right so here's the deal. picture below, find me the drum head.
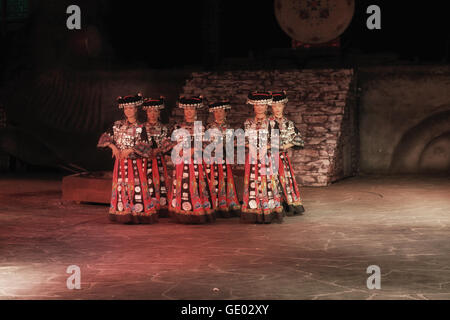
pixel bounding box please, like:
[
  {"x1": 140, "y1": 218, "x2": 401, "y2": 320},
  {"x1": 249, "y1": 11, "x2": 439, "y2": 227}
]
[{"x1": 274, "y1": 0, "x2": 355, "y2": 44}]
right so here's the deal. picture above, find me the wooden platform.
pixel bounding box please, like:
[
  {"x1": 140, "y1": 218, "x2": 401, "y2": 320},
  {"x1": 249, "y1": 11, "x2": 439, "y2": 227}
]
[
  {"x1": 62, "y1": 168, "x2": 246, "y2": 204},
  {"x1": 62, "y1": 171, "x2": 112, "y2": 204}
]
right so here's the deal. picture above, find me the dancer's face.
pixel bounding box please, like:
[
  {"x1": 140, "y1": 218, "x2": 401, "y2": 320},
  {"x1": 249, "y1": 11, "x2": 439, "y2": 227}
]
[
  {"x1": 184, "y1": 107, "x2": 196, "y2": 122},
  {"x1": 271, "y1": 103, "x2": 284, "y2": 118},
  {"x1": 213, "y1": 109, "x2": 226, "y2": 123},
  {"x1": 254, "y1": 104, "x2": 267, "y2": 117},
  {"x1": 124, "y1": 106, "x2": 137, "y2": 119},
  {"x1": 146, "y1": 108, "x2": 160, "y2": 123}
]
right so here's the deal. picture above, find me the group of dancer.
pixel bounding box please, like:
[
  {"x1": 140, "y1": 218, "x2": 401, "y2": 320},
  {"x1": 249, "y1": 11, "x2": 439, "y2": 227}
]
[{"x1": 97, "y1": 91, "x2": 305, "y2": 225}]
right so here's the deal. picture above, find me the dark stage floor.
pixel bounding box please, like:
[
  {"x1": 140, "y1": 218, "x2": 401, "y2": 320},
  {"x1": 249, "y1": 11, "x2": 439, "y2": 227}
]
[{"x1": 0, "y1": 174, "x2": 449, "y2": 300}]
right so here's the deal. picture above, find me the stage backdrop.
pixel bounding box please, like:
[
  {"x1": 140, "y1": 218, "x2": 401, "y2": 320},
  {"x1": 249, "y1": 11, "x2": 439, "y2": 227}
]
[{"x1": 359, "y1": 65, "x2": 450, "y2": 174}]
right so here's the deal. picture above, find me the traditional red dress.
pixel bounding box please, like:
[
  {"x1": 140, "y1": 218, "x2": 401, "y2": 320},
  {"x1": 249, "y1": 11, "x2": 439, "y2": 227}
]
[
  {"x1": 270, "y1": 116, "x2": 305, "y2": 215},
  {"x1": 168, "y1": 121, "x2": 216, "y2": 224},
  {"x1": 97, "y1": 119, "x2": 157, "y2": 224},
  {"x1": 143, "y1": 122, "x2": 171, "y2": 216},
  {"x1": 241, "y1": 117, "x2": 283, "y2": 223},
  {"x1": 204, "y1": 120, "x2": 240, "y2": 217}
]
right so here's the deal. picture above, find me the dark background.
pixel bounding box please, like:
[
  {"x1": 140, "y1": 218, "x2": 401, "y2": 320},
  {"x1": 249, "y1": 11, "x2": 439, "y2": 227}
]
[
  {"x1": 98, "y1": 0, "x2": 450, "y2": 66},
  {"x1": 1, "y1": 0, "x2": 449, "y2": 71},
  {"x1": 105, "y1": 0, "x2": 450, "y2": 66}
]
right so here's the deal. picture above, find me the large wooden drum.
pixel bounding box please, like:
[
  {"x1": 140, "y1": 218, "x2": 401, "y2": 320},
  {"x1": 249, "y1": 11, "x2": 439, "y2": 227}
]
[{"x1": 274, "y1": 0, "x2": 355, "y2": 44}]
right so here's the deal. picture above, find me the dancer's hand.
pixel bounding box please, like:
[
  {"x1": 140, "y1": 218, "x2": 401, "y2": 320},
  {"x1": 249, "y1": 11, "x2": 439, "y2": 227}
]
[
  {"x1": 110, "y1": 144, "x2": 120, "y2": 159},
  {"x1": 153, "y1": 147, "x2": 161, "y2": 155},
  {"x1": 120, "y1": 149, "x2": 134, "y2": 159},
  {"x1": 165, "y1": 155, "x2": 174, "y2": 168}
]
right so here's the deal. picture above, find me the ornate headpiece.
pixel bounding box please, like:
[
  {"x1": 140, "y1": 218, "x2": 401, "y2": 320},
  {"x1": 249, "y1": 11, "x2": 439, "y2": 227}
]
[
  {"x1": 177, "y1": 95, "x2": 205, "y2": 109},
  {"x1": 208, "y1": 100, "x2": 231, "y2": 112},
  {"x1": 246, "y1": 91, "x2": 272, "y2": 105},
  {"x1": 117, "y1": 93, "x2": 143, "y2": 109},
  {"x1": 271, "y1": 91, "x2": 288, "y2": 105},
  {"x1": 142, "y1": 96, "x2": 165, "y2": 110}
]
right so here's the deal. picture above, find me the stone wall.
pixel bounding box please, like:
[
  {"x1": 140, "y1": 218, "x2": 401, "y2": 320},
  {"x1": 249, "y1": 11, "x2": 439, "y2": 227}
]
[{"x1": 171, "y1": 69, "x2": 358, "y2": 186}]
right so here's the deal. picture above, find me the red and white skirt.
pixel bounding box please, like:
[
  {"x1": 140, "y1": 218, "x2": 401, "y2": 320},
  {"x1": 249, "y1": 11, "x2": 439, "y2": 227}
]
[
  {"x1": 278, "y1": 151, "x2": 303, "y2": 207},
  {"x1": 168, "y1": 158, "x2": 216, "y2": 224},
  {"x1": 142, "y1": 155, "x2": 170, "y2": 215},
  {"x1": 241, "y1": 152, "x2": 283, "y2": 223},
  {"x1": 109, "y1": 157, "x2": 158, "y2": 224},
  {"x1": 205, "y1": 159, "x2": 240, "y2": 216}
]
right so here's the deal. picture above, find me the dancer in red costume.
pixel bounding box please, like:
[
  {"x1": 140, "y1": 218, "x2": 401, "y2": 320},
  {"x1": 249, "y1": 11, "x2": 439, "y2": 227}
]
[
  {"x1": 241, "y1": 91, "x2": 283, "y2": 224},
  {"x1": 142, "y1": 96, "x2": 172, "y2": 218},
  {"x1": 168, "y1": 96, "x2": 216, "y2": 224},
  {"x1": 97, "y1": 93, "x2": 157, "y2": 224},
  {"x1": 205, "y1": 100, "x2": 240, "y2": 217}
]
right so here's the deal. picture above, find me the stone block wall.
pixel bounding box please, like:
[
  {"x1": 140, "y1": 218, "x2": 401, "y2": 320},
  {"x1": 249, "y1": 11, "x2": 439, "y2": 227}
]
[{"x1": 171, "y1": 69, "x2": 358, "y2": 186}]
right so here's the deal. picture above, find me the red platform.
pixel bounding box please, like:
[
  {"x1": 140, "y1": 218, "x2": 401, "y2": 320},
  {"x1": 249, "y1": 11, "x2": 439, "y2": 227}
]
[
  {"x1": 62, "y1": 171, "x2": 112, "y2": 204},
  {"x1": 62, "y1": 169, "x2": 246, "y2": 204}
]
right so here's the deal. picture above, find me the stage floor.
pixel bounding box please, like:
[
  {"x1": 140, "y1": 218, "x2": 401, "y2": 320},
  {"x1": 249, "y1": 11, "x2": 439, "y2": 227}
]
[{"x1": 0, "y1": 174, "x2": 449, "y2": 300}]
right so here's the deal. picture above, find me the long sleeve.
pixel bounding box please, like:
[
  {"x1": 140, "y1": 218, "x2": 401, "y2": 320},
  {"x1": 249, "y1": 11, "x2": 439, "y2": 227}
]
[
  {"x1": 133, "y1": 125, "x2": 153, "y2": 158},
  {"x1": 97, "y1": 123, "x2": 115, "y2": 148},
  {"x1": 159, "y1": 124, "x2": 178, "y2": 155},
  {"x1": 242, "y1": 119, "x2": 252, "y2": 149},
  {"x1": 290, "y1": 122, "x2": 305, "y2": 150},
  {"x1": 158, "y1": 126, "x2": 169, "y2": 148},
  {"x1": 158, "y1": 126, "x2": 173, "y2": 154}
]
